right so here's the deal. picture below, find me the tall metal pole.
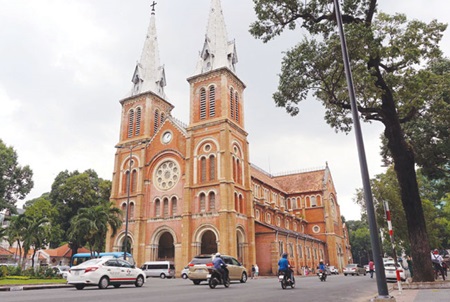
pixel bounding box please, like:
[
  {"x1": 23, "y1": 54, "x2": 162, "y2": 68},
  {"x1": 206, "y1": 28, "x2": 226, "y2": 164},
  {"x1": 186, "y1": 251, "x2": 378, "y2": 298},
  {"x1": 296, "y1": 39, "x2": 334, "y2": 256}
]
[{"x1": 333, "y1": 0, "x2": 390, "y2": 298}]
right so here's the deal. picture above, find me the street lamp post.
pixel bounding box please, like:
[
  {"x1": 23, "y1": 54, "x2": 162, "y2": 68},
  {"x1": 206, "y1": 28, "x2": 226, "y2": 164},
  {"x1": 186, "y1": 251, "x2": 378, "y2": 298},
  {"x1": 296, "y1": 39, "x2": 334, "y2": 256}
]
[
  {"x1": 333, "y1": 0, "x2": 390, "y2": 299},
  {"x1": 116, "y1": 140, "x2": 149, "y2": 261}
]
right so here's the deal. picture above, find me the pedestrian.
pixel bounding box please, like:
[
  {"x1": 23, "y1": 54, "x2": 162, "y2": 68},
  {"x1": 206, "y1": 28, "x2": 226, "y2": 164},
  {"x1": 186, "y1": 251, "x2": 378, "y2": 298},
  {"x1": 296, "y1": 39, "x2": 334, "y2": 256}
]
[
  {"x1": 251, "y1": 264, "x2": 255, "y2": 279},
  {"x1": 406, "y1": 256, "x2": 413, "y2": 279},
  {"x1": 254, "y1": 263, "x2": 259, "y2": 279},
  {"x1": 431, "y1": 249, "x2": 446, "y2": 281},
  {"x1": 368, "y1": 259, "x2": 375, "y2": 279}
]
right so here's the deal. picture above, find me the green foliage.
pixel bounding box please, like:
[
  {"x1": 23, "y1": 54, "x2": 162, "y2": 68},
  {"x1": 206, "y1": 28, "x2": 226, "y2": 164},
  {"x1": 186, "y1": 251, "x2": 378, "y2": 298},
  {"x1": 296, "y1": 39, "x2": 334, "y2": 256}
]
[
  {"x1": 250, "y1": 0, "x2": 447, "y2": 281},
  {"x1": 48, "y1": 169, "x2": 112, "y2": 249},
  {"x1": 0, "y1": 139, "x2": 34, "y2": 212},
  {"x1": 69, "y1": 202, "x2": 122, "y2": 255}
]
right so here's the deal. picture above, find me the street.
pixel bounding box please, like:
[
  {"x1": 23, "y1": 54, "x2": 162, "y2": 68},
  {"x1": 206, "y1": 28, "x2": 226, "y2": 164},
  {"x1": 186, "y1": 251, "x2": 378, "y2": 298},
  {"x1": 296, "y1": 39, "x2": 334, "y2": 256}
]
[{"x1": 0, "y1": 274, "x2": 383, "y2": 302}]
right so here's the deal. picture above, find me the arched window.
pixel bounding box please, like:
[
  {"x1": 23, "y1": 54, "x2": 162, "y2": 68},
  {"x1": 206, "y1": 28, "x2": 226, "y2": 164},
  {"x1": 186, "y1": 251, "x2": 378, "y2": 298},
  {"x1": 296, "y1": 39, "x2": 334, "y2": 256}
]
[
  {"x1": 129, "y1": 202, "x2": 135, "y2": 219},
  {"x1": 123, "y1": 171, "x2": 130, "y2": 193},
  {"x1": 235, "y1": 92, "x2": 239, "y2": 122},
  {"x1": 239, "y1": 195, "x2": 244, "y2": 214},
  {"x1": 236, "y1": 159, "x2": 241, "y2": 184},
  {"x1": 200, "y1": 88, "x2": 206, "y2": 120},
  {"x1": 209, "y1": 86, "x2": 215, "y2": 117},
  {"x1": 209, "y1": 155, "x2": 216, "y2": 181},
  {"x1": 160, "y1": 112, "x2": 165, "y2": 126},
  {"x1": 200, "y1": 157, "x2": 207, "y2": 182},
  {"x1": 229, "y1": 88, "x2": 234, "y2": 119},
  {"x1": 121, "y1": 203, "x2": 127, "y2": 217},
  {"x1": 154, "y1": 110, "x2": 160, "y2": 133},
  {"x1": 163, "y1": 198, "x2": 169, "y2": 217},
  {"x1": 131, "y1": 170, "x2": 137, "y2": 192},
  {"x1": 232, "y1": 157, "x2": 237, "y2": 182},
  {"x1": 155, "y1": 199, "x2": 160, "y2": 217},
  {"x1": 199, "y1": 193, "x2": 206, "y2": 212},
  {"x1": 209, "y1": 192, "x2": 215, "y2": 211},
  {"x1": 128, "y1": 109, "x2": 134, "y2": 138},
  {"x1": 135, "y1": 107, "x2": 141, "y2": 135},
  {"x1": 234, "y1": 192, "x2": 238, "y2": 212},
  {"x1": 311, "y1": 196, "x2": 317, "y2": 207},
  {"x1": 171, "y1": 197, "x2": 177, "y2": 216}
]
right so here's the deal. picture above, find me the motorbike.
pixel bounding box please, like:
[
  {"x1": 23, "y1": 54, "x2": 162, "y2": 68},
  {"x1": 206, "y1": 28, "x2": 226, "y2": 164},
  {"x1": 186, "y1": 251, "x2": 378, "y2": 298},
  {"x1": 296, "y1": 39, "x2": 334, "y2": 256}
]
[
  {"x1": 207, "y1": 266, "x2": 230, "y2": 289},
  {"x1": 317, "y1": 269, "x2": 327, "y2": 281},
  {"x1": 278, "y1": 270, "x2": 295, "y2": 289}
]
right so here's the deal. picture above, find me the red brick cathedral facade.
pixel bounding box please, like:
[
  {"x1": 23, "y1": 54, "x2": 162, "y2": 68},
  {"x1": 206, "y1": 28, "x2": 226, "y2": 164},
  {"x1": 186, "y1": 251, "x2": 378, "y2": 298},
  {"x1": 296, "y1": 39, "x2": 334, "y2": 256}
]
[{"x1": 105, "y1": 0, "x2": 351, "y2": 276}]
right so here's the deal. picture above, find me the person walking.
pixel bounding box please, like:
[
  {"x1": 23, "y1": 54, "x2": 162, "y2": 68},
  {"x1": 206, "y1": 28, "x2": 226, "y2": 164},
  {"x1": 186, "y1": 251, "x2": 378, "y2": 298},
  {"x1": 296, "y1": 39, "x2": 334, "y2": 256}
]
[
  {"x1": 251, "y1": 265, "x2": 255, "y2": 279},
  {"x1": 254, "y1": 263, "x2": 259, "y2": 279},
  {"x1": 368, "y1": 259, "x2": 375, "y2": 279},
  {"x1": 406, "y1": 256, "x2": 413, "y2": 279}
]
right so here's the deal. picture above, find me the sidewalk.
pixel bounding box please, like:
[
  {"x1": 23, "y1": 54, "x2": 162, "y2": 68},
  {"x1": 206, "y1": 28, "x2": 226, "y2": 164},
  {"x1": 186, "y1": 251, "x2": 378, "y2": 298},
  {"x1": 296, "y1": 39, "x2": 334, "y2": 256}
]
[
  {"x1": 0, "y1": 283, "x2": 70, "y2": 292},
  {"x1": 369, "y1": 279, "x2": 450, "y2": 302}
]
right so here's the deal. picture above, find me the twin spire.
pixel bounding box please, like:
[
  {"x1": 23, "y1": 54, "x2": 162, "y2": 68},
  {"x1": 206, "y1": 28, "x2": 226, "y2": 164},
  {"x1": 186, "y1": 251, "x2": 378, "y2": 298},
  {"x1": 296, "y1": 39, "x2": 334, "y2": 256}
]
[{"x1": 127, "y1": 0, "x2": 237, "y2": 99}]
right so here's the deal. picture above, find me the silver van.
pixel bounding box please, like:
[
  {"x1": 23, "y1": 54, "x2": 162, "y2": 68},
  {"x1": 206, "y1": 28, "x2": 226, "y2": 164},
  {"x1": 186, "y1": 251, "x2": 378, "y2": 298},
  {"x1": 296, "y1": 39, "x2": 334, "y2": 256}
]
[{"x1": 140, "y1": 261, "x2": 175, "y2": 279}]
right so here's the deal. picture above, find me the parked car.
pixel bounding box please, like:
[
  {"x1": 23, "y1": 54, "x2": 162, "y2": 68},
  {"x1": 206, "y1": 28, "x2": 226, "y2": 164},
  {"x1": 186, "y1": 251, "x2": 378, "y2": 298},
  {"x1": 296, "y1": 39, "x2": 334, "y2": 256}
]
[
  {"x1": 187, "y1": 254, "x2": 248, "y2": 285},
  {"x1": 140, "y1": 261, "x2": 175, "y2": 278},
  {"x1": 384, "y1": 261, "x2": 410, "y2": 281},
  {"x1": 343, "y1": 264, "x2": 366, "y2": 276},
  {"x1": 181, "y1": 266, "x2": 189, "y2": 279},
  {"x1": 52, "y1": 265, "x2": 70, "y2": 279},
  {"x1": 67, "y1": 258, "x2": 145, "y2": 290},
  {"x1": 328, "y1": 265, "x2": 339, "y2": 274}
]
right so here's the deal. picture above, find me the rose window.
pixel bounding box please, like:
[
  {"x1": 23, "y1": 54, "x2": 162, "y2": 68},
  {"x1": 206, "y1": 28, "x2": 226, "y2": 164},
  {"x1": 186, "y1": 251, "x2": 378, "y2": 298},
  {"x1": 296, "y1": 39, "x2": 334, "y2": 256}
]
[{"x1": 155, "y1": 160, "x2": 180, "y2": 190}]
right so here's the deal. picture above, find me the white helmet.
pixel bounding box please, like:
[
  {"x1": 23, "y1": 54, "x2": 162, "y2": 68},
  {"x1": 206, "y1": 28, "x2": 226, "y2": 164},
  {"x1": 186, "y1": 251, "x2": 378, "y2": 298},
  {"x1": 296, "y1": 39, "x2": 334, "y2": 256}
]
[{"x1": 215, "y1": 252, "x2": 221, "y2": 257}]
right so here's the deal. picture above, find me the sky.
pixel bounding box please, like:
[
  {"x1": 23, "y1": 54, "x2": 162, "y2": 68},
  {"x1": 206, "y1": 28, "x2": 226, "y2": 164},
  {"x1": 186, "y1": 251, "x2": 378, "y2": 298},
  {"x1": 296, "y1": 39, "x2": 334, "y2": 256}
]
[{"x1": 0, "y1": 0, "x2": 448, "y2": 221}]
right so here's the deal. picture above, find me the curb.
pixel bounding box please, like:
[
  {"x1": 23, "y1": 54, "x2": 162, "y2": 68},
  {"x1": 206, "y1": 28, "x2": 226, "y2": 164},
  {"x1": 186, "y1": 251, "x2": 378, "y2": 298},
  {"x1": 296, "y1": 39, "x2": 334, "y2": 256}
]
[{"x1": 0, "y1": 284, "x2": 71, "y2": 292}]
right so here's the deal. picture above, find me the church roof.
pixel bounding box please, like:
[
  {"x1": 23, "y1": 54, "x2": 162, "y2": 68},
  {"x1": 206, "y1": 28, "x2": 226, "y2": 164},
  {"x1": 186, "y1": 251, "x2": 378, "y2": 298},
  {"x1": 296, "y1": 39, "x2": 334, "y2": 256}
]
[
  {"x1": 127, "y1": 6, "x2": 166, "y2": 99},
  {"x1": 250, "y1": 164, "x2": 327, "y2": 195},
  {"x1": 255, "y1": 220, "x2": 324, "y2": 243},
  {"x1": 194, "y1": 0, "x2": 238, "y2": 75}
]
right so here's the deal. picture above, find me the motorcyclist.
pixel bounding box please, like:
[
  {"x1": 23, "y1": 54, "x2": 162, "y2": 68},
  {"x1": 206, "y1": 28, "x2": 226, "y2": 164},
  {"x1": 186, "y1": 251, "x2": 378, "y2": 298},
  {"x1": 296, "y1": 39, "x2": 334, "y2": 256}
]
[
  {"x1": 319, "y1": 259, "x2": 326, "y2": 273},
  {"x1": 212, "y1": 252, "x2": 228, "y2": 282},
  {"x1": 278, "y1": 253, "x2": 292, "y2": 282}
]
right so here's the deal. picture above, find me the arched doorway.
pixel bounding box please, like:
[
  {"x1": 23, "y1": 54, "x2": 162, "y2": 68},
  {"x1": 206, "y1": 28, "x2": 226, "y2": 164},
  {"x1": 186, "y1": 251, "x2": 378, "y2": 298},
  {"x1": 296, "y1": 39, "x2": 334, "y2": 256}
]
[
  {"x1": 120, "y1": 235, "x2": 133, "y2": 254},
  {"x1": 201, "y1": 230, "x2": 217, "y2": 254},
  {"x1": 158, "y1": 232, "x2": 174, "y2": 260}
]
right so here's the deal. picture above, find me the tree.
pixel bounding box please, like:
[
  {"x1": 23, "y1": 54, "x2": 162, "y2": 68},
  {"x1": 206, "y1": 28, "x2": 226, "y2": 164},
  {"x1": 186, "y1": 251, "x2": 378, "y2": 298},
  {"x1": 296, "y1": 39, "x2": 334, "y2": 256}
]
[
  {"x1": 69, "y1": 202, "x2": 122, "y2": 256},
  {"x1": 0, "y1": 139, "x2": 33, "y2": 212},
  {"x1": 249, "y1": 0, "x2": 448, "y2": 281},
  {"x1": 49, "y1": 169, "x2": 112, "y2": 255}
]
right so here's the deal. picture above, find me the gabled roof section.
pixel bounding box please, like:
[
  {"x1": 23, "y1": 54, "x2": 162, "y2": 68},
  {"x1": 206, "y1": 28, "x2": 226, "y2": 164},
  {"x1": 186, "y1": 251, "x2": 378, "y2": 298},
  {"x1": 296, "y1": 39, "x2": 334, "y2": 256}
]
[
  {"x1": 194, "y1": 0, "x2": 238, "y2": 75},
  {"x1": 250, "y1": 164, "x2": 328, "y2": 195},
  {"x1": 274, "y1": 168, "x2": 326, "y2": 194},
  {"x1": 127, "y1": 7, "x2": 167, "y2": 99}
]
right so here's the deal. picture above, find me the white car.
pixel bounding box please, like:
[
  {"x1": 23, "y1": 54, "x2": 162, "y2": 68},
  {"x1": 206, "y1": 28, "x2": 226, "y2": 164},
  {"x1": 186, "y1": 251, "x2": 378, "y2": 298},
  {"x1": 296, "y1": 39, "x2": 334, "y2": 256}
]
[
  {"x1": 384, "y1": 261, "x2": 410, "y2": 281},
  {"x1": 53, "y1": 266, "x2": 70, "y2": 279},
  {"x1": 181, "y1": 266, "x2": 189, "y2": 279},
  {"x1": 67, "y1": 258, "x2": 146, "y2": 290},
  {"x1": 328, "y1": 266, "x2": 339, "y2": 274}
]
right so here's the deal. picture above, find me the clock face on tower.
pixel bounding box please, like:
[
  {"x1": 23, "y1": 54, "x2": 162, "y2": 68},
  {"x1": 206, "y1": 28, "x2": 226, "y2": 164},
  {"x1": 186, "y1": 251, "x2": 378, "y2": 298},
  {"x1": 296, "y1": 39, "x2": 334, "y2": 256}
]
[{"x1": 162, "y1": 131, "x2": 172, "y2": 144}]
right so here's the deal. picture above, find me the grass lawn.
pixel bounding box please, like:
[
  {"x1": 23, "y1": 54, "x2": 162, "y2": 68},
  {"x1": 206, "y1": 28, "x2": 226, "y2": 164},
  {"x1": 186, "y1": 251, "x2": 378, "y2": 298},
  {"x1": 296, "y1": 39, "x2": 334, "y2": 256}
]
[{"x1": 0, "y1": 278, "x2": 67, "y2": 286}]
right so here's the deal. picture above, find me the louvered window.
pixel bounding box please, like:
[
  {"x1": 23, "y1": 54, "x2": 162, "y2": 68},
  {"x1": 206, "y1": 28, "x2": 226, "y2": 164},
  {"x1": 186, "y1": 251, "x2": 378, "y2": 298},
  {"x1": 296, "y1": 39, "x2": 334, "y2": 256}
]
[
  {"x1": 209, "y1": 155, "x2": 215, "y2": 181},
  {"x1": 200, "y1": 88, "x2": 206, "y2": 119},
  {"x1": 135, "y1": 108, "x2": 141, "y2": 135},
  {"x1": 160, "y1": 112, "x2": 165, "y2": 125},
  {"x1": 200, "y1": 193, "x2": 206, "y2": 211},
  {"x1": 171, "y1": 197, "x2": 177, "y2": 215},
  {"x1": 128, "y1": 109, "x2": 134, "y2": 138},
  {"x1": 235, "y1": 92, "x2": 239, "y2": 122},
  {"x1": 209, "y1": 86, "x2": 215, "y2": 117},
  {"x1": 131, "y1": 170, "x2": 137, "y2": 192},
  {"x1": 200, "y1": 157, "x2": 207, "y2": 182},
  {"x1": 155, "y1": 199, "x2": 160, "y2": 217},
  {"x1": 154, "y1": 110, "x2": 159, "y2": 133},
  {"x1": 209, "y1": 192, "x2": 215, "y2": 211},
  {"x1": 163, "y1": 198, "x2": 169, "y2": 217},
  {"x1": 230, "y1": 88, "x2": 234, "y2": 119}
]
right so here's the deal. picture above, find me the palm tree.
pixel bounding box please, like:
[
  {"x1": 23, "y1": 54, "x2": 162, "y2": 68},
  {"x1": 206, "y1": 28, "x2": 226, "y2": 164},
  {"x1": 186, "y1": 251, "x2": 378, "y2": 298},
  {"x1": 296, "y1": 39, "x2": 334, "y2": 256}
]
[{"x1": 69, "y1": 202, "x2": 122, "y2": 256}]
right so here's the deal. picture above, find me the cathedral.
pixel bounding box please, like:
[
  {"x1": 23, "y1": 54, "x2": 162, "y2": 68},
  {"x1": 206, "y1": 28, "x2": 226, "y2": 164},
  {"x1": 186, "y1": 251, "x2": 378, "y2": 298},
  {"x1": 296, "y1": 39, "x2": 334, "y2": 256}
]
[{"x1": 105, "y1": 0, "x2": 351, "y2": 276}]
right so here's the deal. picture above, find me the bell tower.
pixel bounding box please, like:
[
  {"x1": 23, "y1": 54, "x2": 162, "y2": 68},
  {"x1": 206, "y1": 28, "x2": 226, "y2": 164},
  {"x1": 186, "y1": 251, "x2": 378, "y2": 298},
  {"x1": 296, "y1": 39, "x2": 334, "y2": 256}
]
[{"x1": 181, "y1": 0, "x2": 255, "y2": 267}]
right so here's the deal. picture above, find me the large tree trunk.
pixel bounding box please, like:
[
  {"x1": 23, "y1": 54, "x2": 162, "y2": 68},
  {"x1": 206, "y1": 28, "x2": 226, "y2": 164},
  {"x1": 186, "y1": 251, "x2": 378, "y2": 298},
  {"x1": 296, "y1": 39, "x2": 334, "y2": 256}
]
[{"x1": 383, "y1": 96, "x2": 434, "y2": 282}]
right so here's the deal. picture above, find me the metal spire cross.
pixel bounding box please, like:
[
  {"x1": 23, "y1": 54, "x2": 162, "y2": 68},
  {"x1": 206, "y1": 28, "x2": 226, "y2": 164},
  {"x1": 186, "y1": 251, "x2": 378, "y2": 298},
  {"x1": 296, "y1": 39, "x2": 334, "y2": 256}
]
[{"x1": 150, "y1": 1, "x2": 157, "y2": 12}]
